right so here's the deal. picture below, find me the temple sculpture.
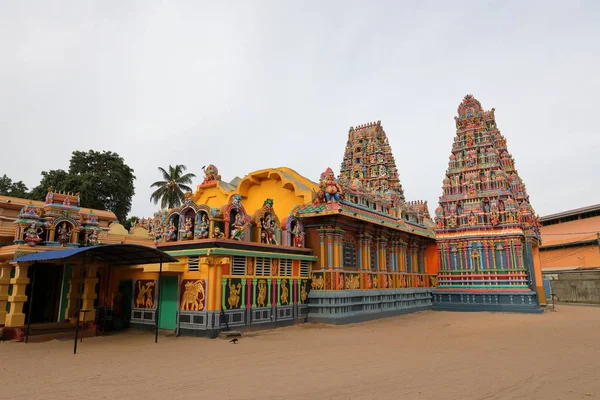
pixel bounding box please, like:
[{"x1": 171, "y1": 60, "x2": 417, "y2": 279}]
[{"x1": 432, "y1": 95, "x2": 545, "y2": 312}]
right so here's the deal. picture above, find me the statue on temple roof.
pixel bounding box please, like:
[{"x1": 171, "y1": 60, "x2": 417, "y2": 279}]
[{"x1": 201, "y1": 164, "x2": 221, "y2": 184}]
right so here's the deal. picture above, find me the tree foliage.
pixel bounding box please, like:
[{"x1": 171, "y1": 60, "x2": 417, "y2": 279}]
[
  {"x1": 150, "y1": 165, "x2": 196, "y2": 209},
  {"x1": 28, "y1": 151, "x2": 135, "y2": 223},
  {"x1": 0, "y1": 174, "x2": 29, "y2": 198}
]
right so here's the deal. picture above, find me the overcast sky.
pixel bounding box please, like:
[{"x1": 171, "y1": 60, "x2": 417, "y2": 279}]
[{"x1": 1, "y1": 1, "x2": 598, "y2": 219}]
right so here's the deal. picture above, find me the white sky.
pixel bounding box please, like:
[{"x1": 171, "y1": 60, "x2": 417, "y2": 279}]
[{"x1": 1, "y1": 1, "x2": 598, "y2": 219}]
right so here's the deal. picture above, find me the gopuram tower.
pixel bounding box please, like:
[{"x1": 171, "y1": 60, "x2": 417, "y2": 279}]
[{"x1": 432, "y1": 95, "x2": 545, "y2": 312}]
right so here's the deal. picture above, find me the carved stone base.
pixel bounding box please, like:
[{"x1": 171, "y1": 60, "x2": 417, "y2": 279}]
[{"x1": 432, "y1": 290, "x2": 542, "y2": 313}]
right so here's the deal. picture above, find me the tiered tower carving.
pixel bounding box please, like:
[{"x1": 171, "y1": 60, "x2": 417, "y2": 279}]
[
  {"x1": 433, "y1": 95, "x2": 544, "y2": 312},
  {"x1": 339, "y1": 121, "x2": 404, "y2": 199}
]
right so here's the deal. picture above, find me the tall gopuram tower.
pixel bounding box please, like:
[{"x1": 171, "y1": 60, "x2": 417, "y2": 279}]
[
  {"x1": 339, "y1": 121, "x2": 404, "y2": 200},
  {"x1": 432, "y1": 95, "x2": 545, "y2": 313}
]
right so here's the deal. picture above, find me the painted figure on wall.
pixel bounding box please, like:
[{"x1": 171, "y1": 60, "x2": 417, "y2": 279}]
[
  {"x1": 261, "y1": 213, "x2": 277, "y2": 245},
  {"x1": 257, "y1": 279, "x2": 267, "y2": 307},
  {"x1": 291, "y1": 221, "x2": 303, "y2": 247},
  {"x1": 181, "y1": 216, "x2": 194, "y2": 240},
  {"x1": 87, "y1": 227, "x2": 101, "y2": 246},
  {"x1": 230, "y1": 211, "x2": 245, "y2": 241},
  {"x1": 280, "y1": 279, "x2": 289, "y2": 305},
  {"x1": 164, "y1": 219, "x2": 177, "y2": 242},
  {"x1": 57, "y1": 222, "x2": 72, "y2": 245},
  {"x1": 180, "y1": 280, "x2": 206, "y2": 311},
  {"x1": 24, "y1": 222, "x2": 43, "y2": 246},
  {"x1": 196, "y1": 212, "x2": 209, "y2": 239},
  {"x1": 135, "y1": 280, "x2": 155, "y2": 309},
  {"x1": 227, "y1": 279, "x2": 242, "y2": 309},
  {"x1": 213, "y1": 226, "x2": 225, "y2": 239}
]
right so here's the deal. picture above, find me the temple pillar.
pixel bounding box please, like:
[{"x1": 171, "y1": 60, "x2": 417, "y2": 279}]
[
  {"x1": 200, "y1": 255, "x2": 230, "y2": 311},
  {"x1": 66, "y1": 265, "x2": 82, "y2": 320},
  {"x1": 0, "y1": 262, "x2": 12, "y2": 325},
  {"x1": 531, "y1": 242, "x2": 546, "y2": 305},
  {"x1": 326, "y1": 231, "x2": 334, "y2": 270},
  {"x1": 48, "y1": 227, "x2": 56, "y2": 242},
  {"x1": 5, "y1": 263, "x2": 31, "y2": 327},
  {"x1": 81, "y1": 265, "x2": 99, "y2": 321},
  {"x1": 318, "y1": 229, "x2": 326, "y2": 270}
]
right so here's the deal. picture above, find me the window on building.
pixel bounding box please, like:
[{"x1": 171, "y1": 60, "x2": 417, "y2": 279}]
[
  {"x1": 255, "y1": 257, "x2": 268, "y2": 276},
  {"x1": 343, "y1": 242, "x2": 357, "y2": 269},
  {"x1": 300, "y1": 260, "x2": 310, "y2": 277},
  {"x1": 188, "y1": 256, "x2": 199, "y2": 272},
  {"x1": 232, "y1": 256, "x2": 246, "y2": 275},
  {"x1": 280, "y1": 259, "x2": 293, "y2": 276}
]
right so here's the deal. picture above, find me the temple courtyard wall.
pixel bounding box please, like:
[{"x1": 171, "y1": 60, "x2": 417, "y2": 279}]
[
  {"x1": 2, "y1": 305, "x2": 598, "y2": 400},
  {"x1": 546, "y1": 270, "x2": 600, "y2": 304}
]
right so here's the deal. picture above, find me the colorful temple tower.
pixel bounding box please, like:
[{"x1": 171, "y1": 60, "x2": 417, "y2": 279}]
[
  {"x1": 294, "y1": 121, "x2": 439, "y2": 324},
  {"x1": 433, "y1": 95, "x2": 545, "y2": 312}
]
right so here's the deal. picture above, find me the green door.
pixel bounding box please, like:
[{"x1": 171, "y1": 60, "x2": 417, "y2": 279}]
[{"x1": 158, "y1": 276, "x2": 178, "y2": 330}]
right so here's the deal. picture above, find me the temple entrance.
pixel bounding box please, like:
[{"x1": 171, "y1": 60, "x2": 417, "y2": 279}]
[
  {"x1": 24, "y1": 263, "x2": 64, "y2": 324},
  {"x1": 158, "y1": 276, "x2": 178, "y2": 330}
]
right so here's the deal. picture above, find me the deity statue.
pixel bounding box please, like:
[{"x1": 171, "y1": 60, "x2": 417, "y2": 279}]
[
  {"x1": 230, "y1": 212, "x2": 245, "y2": 241},
  {"x1": 87, "y1": 227, "x2": 101, "y2": 246},
  {"x1": 468, "y1": 213, "x2": 478, "y2": 226},
  {"x1": 57, "y1": 222, "x2": 72, "y2": 245},
  {"x1": 319, "y1": 167, "x2": 343, "y2": 204},
  {"x1": 227, "y1": 279, "x2": 242, "y2": 309},
  {"x1": 196, "y1": 213, "x2": 209, "y2": 239},
  {"x1": 45, "y1": 187, "x2": 54, "y2": 204},
  {"x1": 213, "y1": 226, "x2": 225, "y2": 239},
  {"x1": 201, "y1": 164, "x2": 222, "y2": 184},
  {"x1": 164, "y1": 219, "x2": 177, "y2": 242},
  {"x1": 181, "y1": 216, "x2": 193, "y2": 240},
  {"x1": 291, "y1": 222, "x2": 303, "y2": 247},
  {"x1": 62, "y1": 196, "x2": 70, "y2": 207},
  {"x1": 261, "y1": 213, "x2": 278, "y2": 245},
  {"x1": 24, "y1": 222, "x2": 43, "y2": 246}
]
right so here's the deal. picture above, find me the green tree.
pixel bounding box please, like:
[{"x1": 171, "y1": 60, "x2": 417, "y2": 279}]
[
  {"x1": 123, "y1": 215, "x2": 139, "y2": 232},
  {"x1": 29, "y1": 151, "x2": 135, "y2": 223},
  {"x1": 28, "y1": 170, "x2": 70, "y2": 201},
  {"x1": 0, "y1": 174, "x2": 29, "y2": 198},
  {"x1": 150, "y1": 165, "x2": 196, "y2": 209}
]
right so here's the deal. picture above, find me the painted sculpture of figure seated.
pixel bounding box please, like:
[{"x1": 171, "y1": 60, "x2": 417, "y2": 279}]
[
  {"x1": 164, "y1": 219, "x2": 177, "y2": 242},
  {"x1": 196, "y1": 214, "x2": 209, "y2": 239},
  {"x1": 230, "y1": 213, "x2": 245, "y2": 240},
  {"x1": 57, "y1": 222, "x2": 72, "y2": 245},
  {"x1": 213, "y1": 226, "x2": 225, "y2": 239},
  {"x1": 24, "y1": 222, "x2": 43, "y2": 246},
  {"x1": 261, "y1": 214, "x2": 278, "y2": 245},
  {"x1": 181, "y1": 216, "x2": 193, "y2": 240},
  {"x1": 321, "y1": 167, "x2": 343, "y2": 203},
  {"x1": 87, "y1": 227, "x2": 101, "y2": 246}
]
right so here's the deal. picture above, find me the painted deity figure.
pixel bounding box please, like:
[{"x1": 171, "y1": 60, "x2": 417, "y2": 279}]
[
  {"x1": 58, "y1": 222, "x2": 72, "y2": 245},
  {"x1": 230, "y1": 212, "x2": 245, "y2": 241},
  {"x1": 261, "y1": 213, "x2": 277, "y2": 245},
  {"x1": 87, "y1": 227, "x2": 101, "y2": 246},
  {"x1": 196, "y1": 213, "x2": 209, "y2": 239},
  {"x1": 181, "y1": 216, "x2": 193, "y2": 240},
  {"x1": 164, "y1": 219, "x2": 177, "y2": 242},
  {"x1": 291, "y1": 222, "x2": 303, "y2": 247},
  {"x1": 213, "y1": 226, "x2": 225, "y2": 239},
  {"x1": 321, "y1": 167, "x2": 343, "y2": 203},
  {"x1": 24, "y1": 222, "x2": 42, "y2": 246},
  {"x1": 227, "y1": 279, "x2": 242, "y2": 309}
]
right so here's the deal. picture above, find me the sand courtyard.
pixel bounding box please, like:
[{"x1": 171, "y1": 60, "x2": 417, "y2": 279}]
[{"x1": 1, "y1": 305, "x2": 599, "y2": 400}]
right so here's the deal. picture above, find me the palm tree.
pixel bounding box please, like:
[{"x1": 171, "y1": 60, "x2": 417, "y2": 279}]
[{"x1": 150, "y1": 165, "x2": 196, "y2": 209}]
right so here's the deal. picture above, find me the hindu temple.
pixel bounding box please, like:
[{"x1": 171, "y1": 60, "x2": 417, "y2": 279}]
[
  {"x1": 432, "y1": 95, "x2": 545, "y2": 312},
  {"x1": 0, "y1": 95, "x2": 548, "y2": 342}
]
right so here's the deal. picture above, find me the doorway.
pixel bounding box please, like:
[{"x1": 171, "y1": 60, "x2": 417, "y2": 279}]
[
  {"x1": 113, "y1": 280, "x2": 133, "y2": 330},
  {"x1": 24, "y1": 263, "x2": 64, "y2": 324},
  {"x1": 158, "y1": 276, "x2": 178, "y2": 330}
]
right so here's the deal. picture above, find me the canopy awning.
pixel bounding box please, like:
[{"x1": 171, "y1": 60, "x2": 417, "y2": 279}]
[{"x1": 11, "y1": 243, "x2": 179, "y2": 266}]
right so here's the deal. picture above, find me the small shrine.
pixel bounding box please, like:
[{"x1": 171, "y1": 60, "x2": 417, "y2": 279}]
[{"x1": 12, "y1": 188, "x2": 102, "y2": 248}]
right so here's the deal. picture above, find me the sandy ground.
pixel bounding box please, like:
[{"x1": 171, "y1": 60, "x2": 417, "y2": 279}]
[{"x1": 1, "y1": 305, "x2": 600, "y2": 400}]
